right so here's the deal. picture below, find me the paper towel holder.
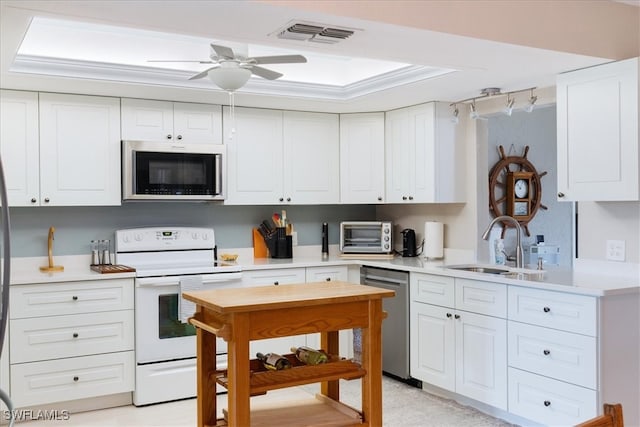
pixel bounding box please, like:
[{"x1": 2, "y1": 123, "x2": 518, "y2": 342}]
[{"x1": 423, "y1": 221, "x2": 444, "y2": 259}]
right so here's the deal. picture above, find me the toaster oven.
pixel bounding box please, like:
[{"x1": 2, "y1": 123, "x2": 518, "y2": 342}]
[{"x1": 340, "y1": 221, "x2": 393, "y2": 254}]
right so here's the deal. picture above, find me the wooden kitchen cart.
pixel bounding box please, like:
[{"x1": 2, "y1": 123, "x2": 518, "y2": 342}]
[{"x1": 183, "y1": 281, "x2": 395, "y2": 427}]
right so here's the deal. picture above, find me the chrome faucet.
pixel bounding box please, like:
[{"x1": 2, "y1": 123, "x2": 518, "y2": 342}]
[{"x1": 481, "y1": 215, "x2": 524, "y2": 268}]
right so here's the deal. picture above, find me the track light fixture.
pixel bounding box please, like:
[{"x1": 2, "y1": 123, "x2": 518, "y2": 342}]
[
  {"x1": 451, "y1": 104, "x2": 459, "y2": 124},
  {"x1": 524, "y1": 89, "x2": 537, "y2": 113},
  {"x1": 451, "y1": 86, "x2": 536, "y2": 120},
  {"x1": 469, "y1": 100, "x2": 479, "y2": 120},
  {"x1": 504, "y1": 94, "x2": 515, "y2": 116}
]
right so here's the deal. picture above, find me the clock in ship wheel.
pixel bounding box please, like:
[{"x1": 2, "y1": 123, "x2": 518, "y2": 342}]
[{"x1": 488, "y1": 145, "x2": 547, "y2": 237}]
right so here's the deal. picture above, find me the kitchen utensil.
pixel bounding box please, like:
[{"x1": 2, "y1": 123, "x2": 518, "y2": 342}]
[
  {"x1": 40, "y1": 226, "x2": 64, "y2": 272},
  {"x1": 273, "y1": 213, "x2": 281, "y2": 227},
  {"x1": 91, "y1": 240, "x2": 100, "y2": 266},
  {"x1": 401, "y1": 228, "x2": 417, "y2": 257},
  {"x1": 322, "y1": 223, "x2": 329, "y2": 258}
]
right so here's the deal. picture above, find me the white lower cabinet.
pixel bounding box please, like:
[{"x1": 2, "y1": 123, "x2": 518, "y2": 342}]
[
  {"x1": 305, "y1": 265, "x2": 349, "y2": 283},
  {"x1": 9, "y1": 278, "x2": 135, "y2": 408},
  {"x1": 410, "y1": 273, "x2": 507, "y2": 410},
  {"x1": 507, "y1": 286, "x2": 599, "y2": 425},
  {"x1": 242, "y1": 268, "x2": 307, "y2": 357}
]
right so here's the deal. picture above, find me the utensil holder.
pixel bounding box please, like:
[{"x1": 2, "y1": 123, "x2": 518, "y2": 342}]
[{"x1": 267, "y1": 227, "x2": 292, "y2": 259}]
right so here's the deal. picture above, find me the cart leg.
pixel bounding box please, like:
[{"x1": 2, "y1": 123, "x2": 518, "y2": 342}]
[
  {"x1": 196, "y1": 326, "x2": 217, "y2": 427},
  {"x1": 362, "y1": 299, "x2": 384, "y2": 425},
  {"x1": 227, "y1": 313, "x2": 251, "y2": 426}
]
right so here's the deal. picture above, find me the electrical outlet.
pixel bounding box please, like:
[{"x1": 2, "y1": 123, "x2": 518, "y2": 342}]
[
  {"x1": 291, "y1": 231, "x2": 298, "y2": 246},
  {"x1": 606, "y1": 240, "x2": 625, "y2": 262}
]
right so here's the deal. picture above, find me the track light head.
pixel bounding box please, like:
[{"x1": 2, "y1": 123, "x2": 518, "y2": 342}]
[
  {"x1": 504, "y1": 94, "x2": 515, "y2": 116},
  {"x1": 469, "y1": 101, "x2": 479, "y2": 119},
  {"x1": 451, "y1": 104, "x2": 459, "y2": 124},
  {"x1": 524, "y1": 90, "x2": 538, "y2": 113}
]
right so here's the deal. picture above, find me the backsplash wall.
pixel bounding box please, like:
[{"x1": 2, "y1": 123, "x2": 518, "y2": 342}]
[{"x1": 8, "y1": 204, "x2": 375, "y2": 257}]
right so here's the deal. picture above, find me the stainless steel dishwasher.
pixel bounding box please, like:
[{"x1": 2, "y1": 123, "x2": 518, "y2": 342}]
[{"x1": 360, "y1": 266, "x2": 419, "y2": 386}]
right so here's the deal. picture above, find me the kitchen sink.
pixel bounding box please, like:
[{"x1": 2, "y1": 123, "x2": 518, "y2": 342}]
[{"x1": 444, "y1": 265, "x2": 510, "y2": 274}]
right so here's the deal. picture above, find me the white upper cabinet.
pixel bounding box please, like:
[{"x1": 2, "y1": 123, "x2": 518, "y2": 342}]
[
  {"x1": 39, "y1": 93, "x2": 121, "y2": 206},
  {"x1": 0, "y1": 90, "x2": 40, "y2": 206},
  {"x1": 224, "y1": 107, "x2": 339, "y2": 205},
  {"x1": 283, "y1": 111, "x2": 339, "y2": 204},
  {"x1": 557, "y1": 57, "x2": 638, "y2": 201},
  {"x1": 340, "y1": 113, "x2": 385, "y2": 204},
  {"x1": 385, "y1": 102, "x2": 464, "y2": 203},
  {"x1": 121, "y1": 98, "x2": 222, "y2": 144}
]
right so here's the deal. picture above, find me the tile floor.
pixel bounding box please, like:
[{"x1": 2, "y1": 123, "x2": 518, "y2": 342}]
[{"x1": 21, "y1": 377, "x2": 515, "y2": 426}]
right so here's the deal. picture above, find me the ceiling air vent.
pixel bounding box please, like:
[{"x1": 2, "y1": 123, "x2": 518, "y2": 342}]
[{"x1": 273, "y1": 21, "x2": 359, "y2": 44}]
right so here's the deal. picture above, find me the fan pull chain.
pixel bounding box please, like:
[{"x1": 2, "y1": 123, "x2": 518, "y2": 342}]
[{"x1": 228, "y1": 91, "x2": 237, "y2": 140}]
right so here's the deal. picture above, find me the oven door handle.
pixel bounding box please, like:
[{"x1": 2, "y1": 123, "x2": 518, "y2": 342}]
[{"x1": 136, "y1": 273, "x2": 243, "y2": 287}]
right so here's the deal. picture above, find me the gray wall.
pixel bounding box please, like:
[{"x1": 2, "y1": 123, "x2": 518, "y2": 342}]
[
  {"x1": 487, "y1": 105, "x2": 573, "y2": 267},
  {"x1": 8, "y1": 204, "x2": 375, "y2": 257}
]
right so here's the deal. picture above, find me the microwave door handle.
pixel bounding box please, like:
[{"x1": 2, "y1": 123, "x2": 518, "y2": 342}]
[{"x1": 214, "y1": 154, "x2": 222, "y2": 195}]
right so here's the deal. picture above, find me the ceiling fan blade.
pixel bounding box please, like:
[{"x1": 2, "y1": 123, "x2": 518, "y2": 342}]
[
  {"x1": 210, "y1": 44, "x2": 235, "y2": 60},
  {"x1": 250, "y1": 65, "x2": 283, "y2": 80},
  {"x1": 250, "y1": 55, "x2": 307, "y2": 65},
  {"x1": 148, "y1": 60, "x2": 214, "y2": 63},
  {"x1": 188, "y1": 66, "x2": 220, "y2": 80}
]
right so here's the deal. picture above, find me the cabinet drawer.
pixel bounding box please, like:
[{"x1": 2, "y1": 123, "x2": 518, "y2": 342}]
[
  {"x1": 410, "y1": 273, "x2": 454, "y2": 307},
  {"x1": 508, "y1": 286, "x2": 597, "y2": 336},
  {"x1": 305, "y1": 266, "x2": 348, "y2": 283},
  {"x1": 508, "y1": 321, "x2": 596, "y2": 389},
  {"x1": 242, "y1": 268, "x2": 306, "y2": 286},
  {"x1": 10, "y1": 279, "x2": 134, "y2": 319},
  {"x1": 10, "y1": 351, "x2": 135, "y2": 408},
  {"x1": 508, "y1": 367, "x2": 597, "y2": 426},
  {"x1": 10, "y1": 310, "x2": 134, "y2": 364},
  {"x1": 455, "y1": 279, "x2": 506, "y2": 318}
]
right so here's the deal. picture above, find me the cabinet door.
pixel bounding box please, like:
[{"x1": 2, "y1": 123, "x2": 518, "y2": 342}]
[
  {"x1": 385, "y1": 108, "x2": 412, "y2": 203},
  {"x1": 411, "y1": 103, "x2": 437, "y2": 202},
  {"x1": 173, "y1": 102, "x2": 222, "y2": 144},
  {"x1": 224, "y1": 107, "x2": 284, "y2": 204},
  {"x1": 121, "y1": 98, "x2": 173, "y2": 141},
  {"x1": 283, "y1": 111, "x2": 340, "y2": 204},
  {"x1": 0, "y1": 90, "x2": 40, "y2": 206},
  {"x1": 340, "y1": 113, "x2": 385, "y2": 203},
  {"x1": 39, "y1": 93, "x2": 121, "y2": 206},
  {"x1": 410, "y1": 302, "x2": 455, "y2": 391},
  {"x1": 455, "y1": 311, "x2": 507, "y2": 410},
  {"x1": 557, "y1": 57, "x2": 638, "y2": 201}
]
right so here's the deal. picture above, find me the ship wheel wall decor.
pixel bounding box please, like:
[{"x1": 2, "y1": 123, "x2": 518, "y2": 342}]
[{"x1": 488, "y1": 145, "x2": 548, "y2": 237}]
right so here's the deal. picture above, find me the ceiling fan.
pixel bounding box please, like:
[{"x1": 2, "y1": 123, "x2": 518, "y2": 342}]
[{"x1": 149, "y1": 43, "x2": 307, "y2": 91}]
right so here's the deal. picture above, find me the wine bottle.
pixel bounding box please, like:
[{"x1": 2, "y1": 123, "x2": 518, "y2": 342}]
[
  {"x1": 256, "y1": 352, "x2": 291, "y2": 370},
  {"x1": 291, "y1": 346, "x2": 329, "y2": 365}
]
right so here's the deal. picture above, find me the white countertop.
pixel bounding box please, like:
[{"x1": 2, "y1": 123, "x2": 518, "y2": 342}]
[
  {"x1": 8, "y1": 249, "x2": 639, "y2": 297},
  {"x1": 9, "y1": 255, "x2": 136, "y2": 285}
]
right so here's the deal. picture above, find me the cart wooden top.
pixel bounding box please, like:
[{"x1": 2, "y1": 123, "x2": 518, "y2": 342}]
[{"x1": 182, "y1": 281, "x2": 395, "y2": 314}]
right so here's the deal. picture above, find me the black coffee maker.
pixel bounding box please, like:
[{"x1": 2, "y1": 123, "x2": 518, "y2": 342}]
[{"x1": 401, "y1": 228, "x2": 417, "y2": 257}]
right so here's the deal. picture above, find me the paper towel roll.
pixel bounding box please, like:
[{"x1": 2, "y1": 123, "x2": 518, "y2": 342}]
[{"x1": 424, "y1": 221, "x2": 444, "y2": 259}]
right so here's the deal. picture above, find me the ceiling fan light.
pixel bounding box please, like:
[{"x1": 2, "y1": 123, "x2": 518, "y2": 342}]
[
  {"x1": 469, "y1": 101, "x2": 479, "y2": 119},
  {"x1": 208, "y1": 66, "x2": 251, "y2": 91},
  {"x1": 504, "y1": 95, "x2": 515, "y2": 116},
  {"x1": 451, "y1": 105, "x2": 459, "y2": 124}
]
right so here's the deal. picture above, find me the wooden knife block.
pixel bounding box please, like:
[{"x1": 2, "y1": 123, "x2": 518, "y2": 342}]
[{"x1": 253, "y1": 228, "x2": 269, "y2": 258}]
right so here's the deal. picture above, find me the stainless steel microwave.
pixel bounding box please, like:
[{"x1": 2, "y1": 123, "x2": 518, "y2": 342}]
[
  {"x1": 340, "y1": 221, "x2": 393, "y2": 254},
  {"x1": 122, "y1": 140, "x2": 225, "y2": 201}
]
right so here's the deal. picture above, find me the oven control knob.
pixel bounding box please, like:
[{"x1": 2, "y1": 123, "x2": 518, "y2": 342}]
[
  {"x1": 384, "y1": 244, "x2": 390, "y2": 250},
  {"x1": 192, "y1": 232, "x2": 199, "y2": 240},
  {"x1": 122, "y1": 235, "x2": 130, "y2": 243},
  {"x1": 134, "y1": 234, "x2": 143, "y2": 242},
  {"x1": 202, "y1": 233, "x2": 209, "y2": 240},
  {"x1": 384, "y1": 236, "x2": 390, "y2": 242}
]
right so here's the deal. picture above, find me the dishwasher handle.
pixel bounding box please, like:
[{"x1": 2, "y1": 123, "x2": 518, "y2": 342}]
[{"x1": 361, "y1": 274, "x2": 407, "y2": 286}]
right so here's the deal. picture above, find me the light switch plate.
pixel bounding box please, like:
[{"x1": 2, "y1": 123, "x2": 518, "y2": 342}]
[{"x1": 606, "y1": 239, "x2": 625, "y2": 261}]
